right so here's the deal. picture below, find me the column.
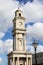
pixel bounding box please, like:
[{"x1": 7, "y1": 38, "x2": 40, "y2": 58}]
[
  {"x1": 28, "y1": 58, "x2": 30, "y2": 65},
  {"x1": 12, "y1": 57, "x2": 15, "y2": 65},
  {"x1": 28, "y1": 58, "x2": 32, "y2": 65},
  {"x1": 24, "y1": 34, "x2": 26, "y2": 51},
  {"x1": 8, "y1": 58, "x2": 10, "y2": 65},
  {"x1": 25, "y1": 61, "x2": 26, "y2": 65},
  {"x1": 17, "y1": 57, "x2": 19, "y2": 65},
  {"x1": 13, "y1": 35, "x2": 14, "y2": 51},
  {"x1": 25, "y1": 34, "x2": 26, "y2": 51},
  {"x1": 26, "y1": 57, "x2": 28, "y2": 65},
  {"x1": 30, "y1": 58, "x2": 32, "y2": 65}
]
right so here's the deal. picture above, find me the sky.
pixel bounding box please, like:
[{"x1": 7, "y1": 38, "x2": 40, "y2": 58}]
[{"x1": 0, "y1": 0, "x2": 43, "y2": 65}]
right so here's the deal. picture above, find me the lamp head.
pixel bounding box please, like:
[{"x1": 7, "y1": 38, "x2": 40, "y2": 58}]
[{"x1": 32, "y1": 40, "x2": 38, "y2": 48}]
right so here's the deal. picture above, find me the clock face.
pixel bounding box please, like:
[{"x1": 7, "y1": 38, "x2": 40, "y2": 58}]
[{"x1": 19, "y1": 22, "x2": 23, "y2": 26}]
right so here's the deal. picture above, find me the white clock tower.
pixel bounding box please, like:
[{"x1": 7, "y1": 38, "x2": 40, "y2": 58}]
[
  {"x1": 12, "y1": 9, "x2": 26, "y2": 51},
  {"x1": 8, "y1": 8, "x2": 32, "y2": 65}
]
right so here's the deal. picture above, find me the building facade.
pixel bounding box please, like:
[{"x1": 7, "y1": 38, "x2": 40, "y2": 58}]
[
  {"x1": 32, "y1": 52, "x2": 43, "y2": 65},
  {"x1": 7, "y1": 8, "x2": 32, "y2": 65}
]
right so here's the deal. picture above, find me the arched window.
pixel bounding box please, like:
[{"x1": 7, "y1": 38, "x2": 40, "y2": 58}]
[{"x1": 19, "y1": 13, "x2": 21, "y2": 16}]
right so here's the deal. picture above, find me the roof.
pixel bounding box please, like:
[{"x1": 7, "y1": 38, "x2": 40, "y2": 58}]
[{"x1": 15, "y1": 8, "x2": 23, "y2": 13}]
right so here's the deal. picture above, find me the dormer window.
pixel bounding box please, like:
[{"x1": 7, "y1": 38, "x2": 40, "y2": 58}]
[{"x1": 19, "y1": 13, "x2": 21, "y2": 16}]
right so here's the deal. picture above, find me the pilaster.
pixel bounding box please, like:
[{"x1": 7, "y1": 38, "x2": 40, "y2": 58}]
[
  {"x1": 30, "y1": 58, "x2": 32, "y2": 65},
  {"x1": 24, "y1": 34, "x2": 26, "y2": 51},
  {"x1": 17, "y1": 57, "x2": 19, "y2": 65},
  {"x1": 26, "y1": 57, "x2": 28, "y2": 65},
  {"x1": 12, "y1": 57, "x2": 15, "y2": 65},
  {"x1": 8, "y1": 58, "x2": 10, "y2": 65}
]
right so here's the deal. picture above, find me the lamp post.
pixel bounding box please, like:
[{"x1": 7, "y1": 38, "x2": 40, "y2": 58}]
[{"x1": 32, "y1": 40, "x2": 38, "y2": 65}]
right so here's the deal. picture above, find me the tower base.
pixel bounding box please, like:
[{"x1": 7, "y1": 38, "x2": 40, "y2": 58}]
[{"x1": 8, "y1": 51, "x2": 32, "y2": 65}]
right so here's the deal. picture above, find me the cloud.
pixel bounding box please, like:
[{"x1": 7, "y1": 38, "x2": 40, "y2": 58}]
[
  {"x1": 26, "y1": 22, "x2": 43, "y2": 41},
  {"x1": 0, "y1": 39, "x2": 3, "y2": 47},
  {"x1": 0, "y1": 0, "x2": 43, "y2": 54},
  {"x1": 0, "y1": 57, "x2": 2, "y2": 63},
  {"x1": 0, "y1": 0, "x2": 43, "y2": 40},
  {"x1": 34, "y1": 0, "x2": 43, "y2": 3},
  {"x1": 0, "y1": 0, "x2": 43, "y2": 33},
  {"x1": 0, "y1": 39, "x2": 4, "y2": 53},
  {"x1": 0, "y1": 39, "x2": 13, "y2": 53},
  {"x1": 37, "y1": 45, "x2": 43, "y2": 53},
  {"x1": 27, "y1": 45, "x2": 43, "y2": 53},
  {"x1": 4, "y1": 39, "x2": 13, "y2": 53},
  {"x1": 0, "y1": 0, "x2": 20, "y2": 32},
  {"x1": 0, "y1": 38, "x2": 43, "y2": 54},
  {"x1": 0, "y1": 32, "x2": 5, "y2": 38},
  {"x1": 22, "y1": 0, "x2": 43, "y2": 22}
]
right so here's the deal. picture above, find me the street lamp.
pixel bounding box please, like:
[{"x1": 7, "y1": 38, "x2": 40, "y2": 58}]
[{"x1": 32, "y1": 40, "x2": 38, "y2": 65}]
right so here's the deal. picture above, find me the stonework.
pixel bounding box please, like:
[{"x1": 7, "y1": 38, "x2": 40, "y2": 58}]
[
  {"x1": 32, "y1": 52, "x2": 43, "y2": 65},
  {"x1": 8, "y1": 8, "x2": 32, "y2": 65}
]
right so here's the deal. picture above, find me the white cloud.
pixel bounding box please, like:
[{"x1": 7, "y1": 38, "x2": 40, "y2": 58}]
[
  {"x1": 0, "y1": 0, "x2": 43, "y2": 54},
  {"x1": 0, "y1": 0, "x2": 43, "y2": 33},
  {"x1": 0, "y1": 38, "x2": 43, "y2": 54},
  {"x1": 37, "y1": 45, "x2": 43, "y2": 53},
  {"x1": 0, "y1": 39, "x2": 3, "y2": 47},
  {"x1": 27, "y1": 22, "x2": 43, "y2": 41},
  {"x1": 0, "y1": 0, "x2": 43, "y2": 41},
  {"x1": 34, "y1": 0, "x2": 43, "y2": 3},
  {"x1": 0, "y1": 0, "x2": 19, "y2": 32},
  {"x1": 0, "y1": 32, "x2": 5, "y2": 38},
  {"x1": 0, "y1": 57, "x2": 2, "y2": 63},
  {"x1": 22, "y1": 0, "x2": 43, "y2": 22},
  {"x1": 27, "y1": 45, "x2": 43, "y2": 53},
  {"x1": 5, "y1": 39, "x2": 12, "y2": 47},
  {"x1": 0, "y1": 39, "x2": 13, "y2": 53},
  {"x1": 4, "y1": 39, "x2": 13, "y2": 53}
]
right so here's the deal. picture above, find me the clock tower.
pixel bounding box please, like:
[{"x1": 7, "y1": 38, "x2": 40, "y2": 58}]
[
  {"x1": 8, "y1": 8, "x2": 32, "y2": 65},
  {"x1": 12, "y1": 9, "x2": 26, "y2": 51}
]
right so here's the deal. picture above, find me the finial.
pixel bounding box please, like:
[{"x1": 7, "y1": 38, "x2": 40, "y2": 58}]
[
  {"x1": 18, "y1": 7, "x2": 20, "y2": 10},
  {"x1": 18, "y1": 3, "x2": 21, "y2": 10}
]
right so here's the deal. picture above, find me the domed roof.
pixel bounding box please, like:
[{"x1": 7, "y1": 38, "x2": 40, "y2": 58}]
[{"x1": 15, "y1": 8, "x2": 23, "y2": 13}]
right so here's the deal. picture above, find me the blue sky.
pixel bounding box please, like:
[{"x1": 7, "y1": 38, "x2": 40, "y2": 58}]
[{"x1": 0, "y1": 0, "x2": 43, "y2": 65}]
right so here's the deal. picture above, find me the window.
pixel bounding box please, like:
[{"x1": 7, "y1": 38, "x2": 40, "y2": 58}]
[
  {"x1": 19, "y1": 13, "x2": 21, "y2": 16},
  {"x1": 40, "y1": 55, "x2": 42, "y2": 57},
  {"x1": 20, "y1": 64, "x2": 23, "y2": 65}
]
